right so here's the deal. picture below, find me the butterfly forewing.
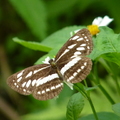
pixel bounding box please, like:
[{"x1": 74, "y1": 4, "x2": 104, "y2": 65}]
[
  {"x1": 55, "y1": 28, "x2": 93, "y2": 84},
  {"x1": 7, "y1": 64, "x2": 51, "y2": 95},
  {"x1": 55, "y1": 29, "x2": 93, "y2": 64},
  {"x1": 7, "y1": 64, "x2": 63, "y2": 100}
]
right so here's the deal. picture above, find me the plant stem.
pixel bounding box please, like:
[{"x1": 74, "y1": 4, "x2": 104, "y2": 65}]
[
  {"x1": 74, "y1": 84, "x2": 99, "y2": 120},
  {"x1": 91, "y1": 59, "x2": 116, "y2": 104},
  {"x1": 99, "y1": 85, "x2": 115, "y2": 104},
  {"x1": 87, "y1": 95, "x2": 99, "y2": 120}
]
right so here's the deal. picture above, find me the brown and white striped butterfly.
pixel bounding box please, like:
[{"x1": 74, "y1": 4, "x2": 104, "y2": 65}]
[{"x1": 7, "y1": 28, "x2": 93, "y2": 100}]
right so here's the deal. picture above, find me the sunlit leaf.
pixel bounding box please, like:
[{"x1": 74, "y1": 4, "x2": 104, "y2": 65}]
[
  {"x1": 41, "y1": 26, "x2": 85, "y2": 48},
  {"x1": 90, "y1": 26, "x2": 120, "y2": 60},
  {"x1": 13, "y1": 37, "x2": 52, "y2": 52},
  {"x1": 66, "y1": 93, "x2": 84, "y2": 120},
  {"x1": 102, "y1": 53, "x2": 120, "y2": 66}
]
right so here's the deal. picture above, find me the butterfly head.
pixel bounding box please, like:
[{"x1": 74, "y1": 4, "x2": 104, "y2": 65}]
[{"x1": 49, "y1": 59, "x2": 57, "y2": 69}]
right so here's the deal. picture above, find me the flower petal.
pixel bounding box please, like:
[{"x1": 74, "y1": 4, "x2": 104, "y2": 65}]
[
  {"x1": 99, "y1": 16, "x2": 113, "y2": 26},
  {"x1": 92, "y1": 16, "x2": 113, "y2": 26},
  {"x1": 42, "y1": 57, "x2": 50, "y2": 64},
  {"x1": 92, "y1": 17, "x2": 103, "y2": 26}
]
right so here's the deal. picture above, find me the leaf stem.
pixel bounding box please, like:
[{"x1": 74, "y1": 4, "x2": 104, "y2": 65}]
[
  {"x1": 74, "y1": 84, "x2": 99, "y2": 120},
  {"x1": 98, "y1": 85, "x2": 115, "y2": 104},
  {"x1": 92, "y1": 59, "x2": 116, "y2": 104},
  {"x1": 86, "y1": 95, "x2": 99, "y2": 120}
]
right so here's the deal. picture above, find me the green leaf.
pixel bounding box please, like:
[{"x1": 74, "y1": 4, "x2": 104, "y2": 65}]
[
  {"x1": 79, "y1": 112, "x2": 120, "y2": 120},
  {"x1": 86, "y1": 86, "x2": 99, "y2": 92},
  {"x1": 9, "y1": 0, "x2": 47, "y2": 40},
  {"x1": 90, "y1": 26, "x2": 120, "y2": 60},
  {"x1": 102, "y1": 52, "x2": 120, "y2": 66},
  {"x1": 112, "y1": 103, "x2": 120, "y2": 116},
  {"x1": 41, "y1": 26, "x2": 85, "y2": 48},
  {"x1": 13, "y1": 37, "x2": 52, "y2": 52},
  {"x1": 66, "y1": 93, "x2": 84, "y2": 120},
  {"x1": 35, "y1": 26, "x2": 86, "y2": 64}
]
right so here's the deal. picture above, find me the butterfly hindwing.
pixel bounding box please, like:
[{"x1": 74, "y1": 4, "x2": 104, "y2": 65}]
[
  {"x1": 60, "y1": 57, "x2": 92, "y2": 83},
  {"x1": 33, "y1": 72, "x2": 63, "y2": 100}
]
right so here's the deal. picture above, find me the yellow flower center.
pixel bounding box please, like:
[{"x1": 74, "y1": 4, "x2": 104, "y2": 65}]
[{"x1": 87, "y1": 25, "x2": 100, "y2": 35}]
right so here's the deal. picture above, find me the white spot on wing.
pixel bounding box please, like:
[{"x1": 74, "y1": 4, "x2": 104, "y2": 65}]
[
  {"x1": 77, "y1": 69, "x2": 81, "y2": 73},
  {"x1": 73, "y1": 72, "x2": 77, "y2": 76},
  {"x1": 56, "y1": 83, "x2": 63, "y2": 88},
  {"x1": 23, "y1": 89, "x2": 26, "y2": 92},
  {"x1": 46, "y1": 88, "x2": 50, "y2": 92},
  {"x1": 68, "y1": 44, "x2": 76, "y2": 49},
  {"x1": 22, "y1": 82, "x2": 26, "y2": 87},
  {"x1": 77, "y1": 38, "x2": 83, "y2": 41},
  {"x1": 51, "y1": 86, "x2": 55, "y2": 90},
  {"x1": 37, "y1": 91, "x2": 41, "y2": 94},
  {"x1": 63, "y1": 49, "x2": 69, "y2": 55},
  {"x1": 84, "y1": 62, "x2": 87, "y2": 66},
  {"x1": 26, "y1": 80, "x2": 31, "y2": 88},
  {"x1": 56, "y1": 49, "x2": 69, "y2": 62},
  {"x1": 77, "y1": 47, "x2": 85, "y2": 50},
  {"x1": 67, "y1": 76, "x2": 74, "y2": 82},
  {"x1": 26, "y1": 71, "x2": 32, "y2": 78},
  {"x1": 74, "y1": 51, "x2": 81, "y2": 55},
  {"x1": 14, "y1": 83, "x2": 17, "y2": 86},
  {"x1": 32, "y1": 79, "x2": 36, "y2": 86},
  {"x1": 36, "y1": 74, "x2": 59, "y2": 86},
  {"x1": 80, "y1": 44, "x2": 86, "y2": 46},
  {"x1": 33, "y1": 66, "x2": 50, "y2": 74},
  {"x1": 17, "y1": 70, "x2": 24, "y2": 78},
  {"x1": 87, "y1": 46, "x2": 90, "y2": 49},
  {"x1": 81, "y1": 66, "x2": 85, "y2": 69},
  {"x1": 61, "y1": 57, "x2": 81, "y2": 75},
  {"x1": 17, "y1": 77, "x2": 22, "y2": 82},
  {"x1": 42, "y1": 90, "x2": 45, "y2": 94},
  {"x1": 72, "y1": 36, "x2": 79, "y2": 40},
  {"x1": 34, "y1": 69, "x2": 41, "y2": 74}
]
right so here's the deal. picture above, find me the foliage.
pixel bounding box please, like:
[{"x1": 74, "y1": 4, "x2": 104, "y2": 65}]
[{"x1": 1, "y1": 0, "x2": 120, "y2": 120}]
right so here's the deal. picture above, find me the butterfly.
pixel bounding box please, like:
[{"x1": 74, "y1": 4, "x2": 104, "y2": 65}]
[{"x1": 7, "y1": 28, "x2": 93, "y2": 100}]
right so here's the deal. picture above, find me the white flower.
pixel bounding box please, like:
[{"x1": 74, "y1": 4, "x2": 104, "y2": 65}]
[
  {"x1": 42, "y1": 57, "x2": 51, "y2": 64},
  {"x1": 87, "y1": 16, "x2": 113, "y2": 35},
  {"x1": 92, "y1": 16, "x2": 113, "y2": 26}
]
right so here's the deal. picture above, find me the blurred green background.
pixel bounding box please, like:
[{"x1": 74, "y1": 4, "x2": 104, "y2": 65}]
[{"x1": 0, "y1": 0, "x2": 120, "y2": 120}]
